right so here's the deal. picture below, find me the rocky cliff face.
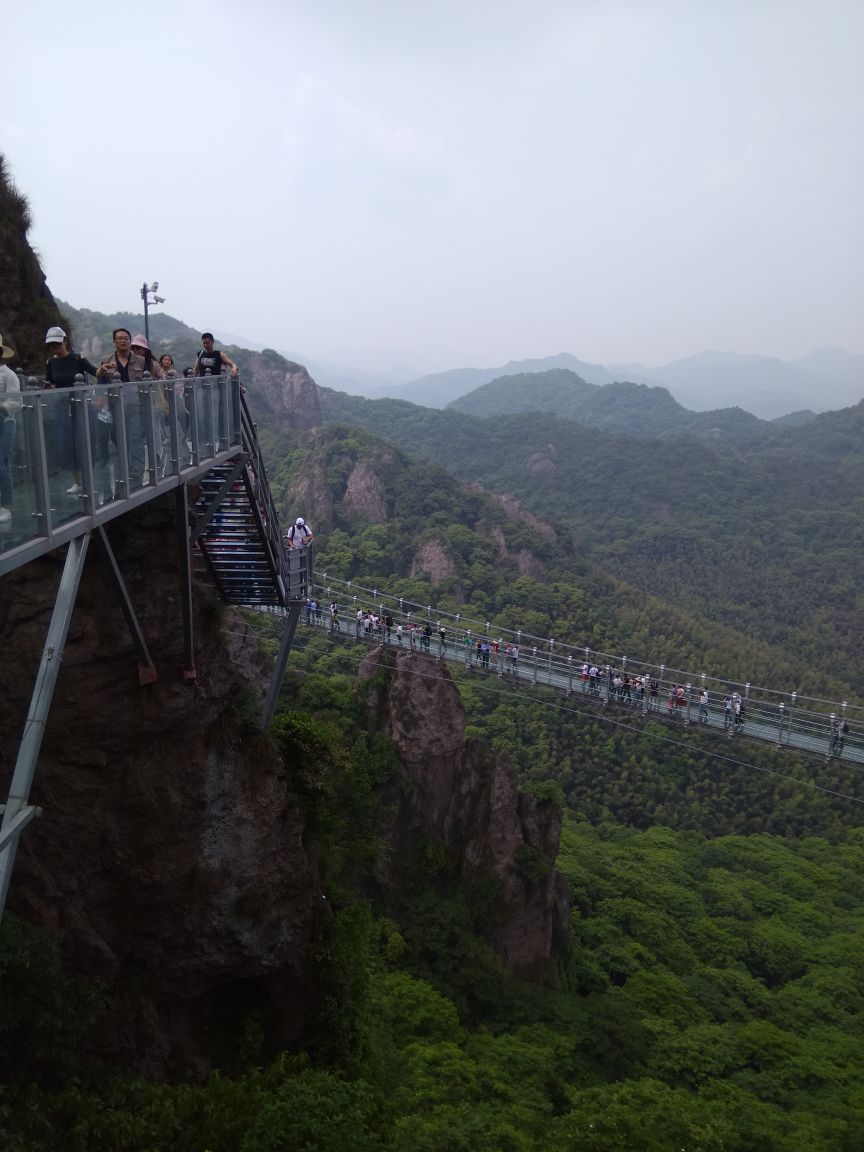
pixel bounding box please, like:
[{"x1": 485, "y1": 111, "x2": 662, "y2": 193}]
[
  {"x1": 342, "y1": 460, "x2": 388, "y2": 523},
  {"x1": 0, "y1": 496, "x2": 326, "y2": 1078},
  {"x1": 357, "y1": 647, "x2": 568, "y2": 983},
  {"x1": 0, "y1": 155, "x2": 66, "y2": 370},
  {"x1": 244, "y1": 352, "x2": 322, "y2": 428}
]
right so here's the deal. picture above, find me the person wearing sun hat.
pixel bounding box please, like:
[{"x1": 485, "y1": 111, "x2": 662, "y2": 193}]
[
  {"x1": 44, "y1": 326, "x2": 100, "y2": 496},
  {"x1": 0, "y1": 333, "x2": 22, "y2": 524}
]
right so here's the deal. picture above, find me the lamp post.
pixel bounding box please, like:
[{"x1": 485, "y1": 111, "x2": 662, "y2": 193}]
[{"x1": 140, "y1": 281, "x2": 165, "y2": 345}]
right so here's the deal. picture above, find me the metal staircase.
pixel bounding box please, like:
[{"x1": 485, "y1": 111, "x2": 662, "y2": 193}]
[{"x1": 193, "y1": 391, "x2": 309, "y2": 607}]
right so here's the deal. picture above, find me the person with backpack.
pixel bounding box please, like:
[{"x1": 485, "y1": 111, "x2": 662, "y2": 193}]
[{"x1": 285, "y1": 516, "x2": 314, "y2": 548}]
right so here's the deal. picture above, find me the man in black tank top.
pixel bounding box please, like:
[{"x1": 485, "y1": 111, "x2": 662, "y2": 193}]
[{"x1": 192, "y1": 332, "x2": 239, "y2": 378}]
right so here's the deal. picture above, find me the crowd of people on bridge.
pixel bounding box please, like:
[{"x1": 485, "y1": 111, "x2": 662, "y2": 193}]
[{"x1": 0, "y1": 328, "x2": 240, "y2": 525}]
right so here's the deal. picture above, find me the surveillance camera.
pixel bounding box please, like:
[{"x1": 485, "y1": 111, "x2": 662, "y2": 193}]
[
  {"x1": 154, "y1": 295, "x2": 165, "y2": 304},
  {"x1": 151, "y1": 281, "x2": 159, "y2": 293}
]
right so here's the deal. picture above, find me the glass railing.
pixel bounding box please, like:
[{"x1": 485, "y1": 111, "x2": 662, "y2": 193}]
[{"x1": 0, "y1": 372, "x2": 241, "y2": 569}]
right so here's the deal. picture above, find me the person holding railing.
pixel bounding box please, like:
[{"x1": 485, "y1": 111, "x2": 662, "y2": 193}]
[
  {"x1": 192, "y1": 333, "x2": 239, "y2": 379},
  {"x1": 0, "y1": 333, "x2": 22, "y2": 525},
  {"x1": 285, "y1": 517, "x2": 314, "y2": 548},
  {"x1": 44, "y1": 327, "x2": 100, "y2": 496}
]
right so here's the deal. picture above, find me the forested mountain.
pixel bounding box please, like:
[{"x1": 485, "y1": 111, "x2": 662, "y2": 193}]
[
  {"x1": 447, "y1": 368, "x2": 771, "y2": 443},
  {"x1": 369, "y1": 347, "x2": 863, "y2": 418},
  {"x1": 372, "y1": 352, "x2": 620, "y2": 406},
  {"x1": 317, "y1": 386, "x2": 864, "y2": 691}
]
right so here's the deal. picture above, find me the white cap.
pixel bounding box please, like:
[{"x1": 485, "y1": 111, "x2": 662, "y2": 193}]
[
  {"x1": 45, "y1": 326, "x2": 67, "y2": 344},
  {"x1": 295, "y1": 517, "x2": 305, "y2": 526}
]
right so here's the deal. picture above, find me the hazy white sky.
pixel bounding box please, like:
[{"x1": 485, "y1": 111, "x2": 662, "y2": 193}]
[{"x1": 5, "y1": 0, "x2": 863, "y2": 374}]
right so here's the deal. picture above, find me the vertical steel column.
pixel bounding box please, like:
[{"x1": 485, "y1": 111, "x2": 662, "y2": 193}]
[
  {"x1": 176, "y1": 485, "x2": 196, "y2": 679},
  {"x1": 188, "y1": 380, "x2": 201, "y2": 466},
  {"x1": 261, "y1": 605, "x2": 302, "y2": 728},
  {"x1": 95, "y1": 527, "x2": 157, "y2": 683},
  {"x1": 141, "y1": 379, "x2": 158, "y2": 486},
  {"x1": 165, "y1": 384, "x2": 181, "y2": 476},
  {"x1": 25, "y1": 390, "x2": 53, "y2": 537},
  {"x1": 72, "y1": 377, "x2": 96, "y2": 511},
  {"x1": 231, "y1": 377, "x2": 242, "y2": 446},
  {"x1": 110, "y1": 381, "x2": 130, "y2": 499},
  {"x1": 0, "y1": 534, "x2": 90, "y2": 925}
]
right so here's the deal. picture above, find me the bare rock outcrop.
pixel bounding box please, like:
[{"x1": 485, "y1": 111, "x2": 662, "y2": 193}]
[
  {"x1": 244, "y1": 354, "x2": 322, "y2": 429},
  {"x1": 0, "y1": 495, "x2": 326, "y2": 1077},
  {"x1": 358, "y1": 647, "x2": 567, "y2": 982},
  {"x1": 287, "y1": 460, "x2": 334, "y2": 532},
  {"x1": 525, "y1": 444, "x2": 558, "y2": 477},
  {"x1": 342, "y1": 460, "x2": 388, "y2": 523},
  {"x1": 410, "y1": 538, "x2": 458, "y2": 584},
  {"x1": 486, "y1": 491, "x2": 557, "y2": 541}
]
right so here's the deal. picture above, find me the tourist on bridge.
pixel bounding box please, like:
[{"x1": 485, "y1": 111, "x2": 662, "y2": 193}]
[
  {"x1": 193, "y1": 333, "x2": 239, "y2": 379},
  {"x1": 699, "y1": 688, "x2": 709, "y2": 723},
  {"x1": 44, "y1": 327, "x2": 100, "y2": 496},
  {"x1": 285, "y1": 516, "x2": 314, "y2": 548},
  {"x1": 0, "y1": 334, "x2": 22, "y2": 525},
  {"x1": 649, "y1": 678, "x2": 659, "y2": 709},
  {"x1": 96, "y1": 328, "x2": 149, "y2": 492}
]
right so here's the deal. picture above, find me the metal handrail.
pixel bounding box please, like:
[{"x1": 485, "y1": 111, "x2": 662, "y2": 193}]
[
  {"x1": 309, "y1": 572, "x2": 864, "y2": 734},
  {"x1": 0, "y1": 374, "x2": 243, "y2": 578}
]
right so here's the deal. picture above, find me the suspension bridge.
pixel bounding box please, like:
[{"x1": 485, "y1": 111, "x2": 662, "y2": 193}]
[{"x1": 0, "y1": 374, "x2": 860, "y2": 926}]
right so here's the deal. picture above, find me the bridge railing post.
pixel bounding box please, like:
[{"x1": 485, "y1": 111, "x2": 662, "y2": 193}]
[
  {"x1": 72, "y1": 376, "x2": 96, "y2": 514},
  {"x1": 165, "y1": 374, "x2": 181, "y2": 477},
  {"x1": 25, "y1": 388, "x2": 53, "y2": 538}
]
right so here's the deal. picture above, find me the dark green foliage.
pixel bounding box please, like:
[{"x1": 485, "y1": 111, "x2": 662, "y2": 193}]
[{"x1": 0, "y1": 914, "x2": 100, "y2": 1086}]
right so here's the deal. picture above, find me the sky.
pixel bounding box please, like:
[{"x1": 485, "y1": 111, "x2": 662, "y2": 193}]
[{"x1": 4, "y1": 0, "x2": 863, "y2": 377}]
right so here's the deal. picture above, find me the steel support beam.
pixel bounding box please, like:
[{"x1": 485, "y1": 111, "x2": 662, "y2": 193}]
[
  {"x1": 95, "y1": 526, "x2": 157, "y2": 683},
  {"x1": 0, "y1": 533, "x2": 90, "y2": 925},
  {"x1": 261, "y1": 605, "x2": 301, "y2": 729}
]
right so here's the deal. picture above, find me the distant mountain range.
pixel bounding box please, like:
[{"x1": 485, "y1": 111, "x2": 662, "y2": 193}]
[
  {"x1": 365, "y1": 348, "x2": 864, "y2": 420},
  {"x1": 445, "y1": 368, "x2": 783, "y2": 441}
]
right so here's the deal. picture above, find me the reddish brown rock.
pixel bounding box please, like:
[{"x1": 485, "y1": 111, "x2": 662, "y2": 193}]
[
  {"x1": 410, "y1": 538, "x2": 458, "y2": 584},
  {"x1": 342, "y1": 460, "x2": 388, "y2": 523},
  {"x1": 358, "y1": 647, "x2": 567, "y2": 983},
  {"x1": 287, "y1": 460, "x2": 334, "y2": 532},
  {"x1": 243, "y1": 354, "x2": 322, "y2": 428},
  {"x1": 0, "y1": 495, "x2": 326, "y2": 1077}
]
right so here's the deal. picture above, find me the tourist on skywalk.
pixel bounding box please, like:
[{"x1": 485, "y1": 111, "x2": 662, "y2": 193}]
[
  {"x1": 96, "y1": 328, "x2": 149, "y2": 492},
  {"x1": 699, "y1": 688, "x2": 709, "y2": 723},
  {"x1": 0, "y1": 334, "x2": 22, "y2": 525},
  {"x1": 649, "y1": 678, "x2": 659, "y2": 709},
  {"x1": 193, "y1": 333, "x2": 239, "y2": 378},
  {"x1": 160, "y1": 353, "x2": 190, "y2": 438},
  {"x1": 285, "y1": 517, "x2": 314, "y2": 548},
  {"x1": 44, "y1": 327, "x2": 100, "y2": 496},
  {"x1": 832, "y1": 718, "x2": 849, "y2": 756}
]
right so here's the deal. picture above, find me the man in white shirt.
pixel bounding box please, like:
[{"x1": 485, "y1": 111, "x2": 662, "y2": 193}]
[
  {"x1": 286, "y1": 516, "x2": 314, "y2": 547},
  {"x1": 0, "y1": 334, "x2": 22, "y2": 524}
]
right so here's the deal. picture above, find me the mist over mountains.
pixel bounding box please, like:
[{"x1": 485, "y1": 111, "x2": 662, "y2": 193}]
[{"x1": 354, "y1": 347, "x2": 863, "y2": 420}]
